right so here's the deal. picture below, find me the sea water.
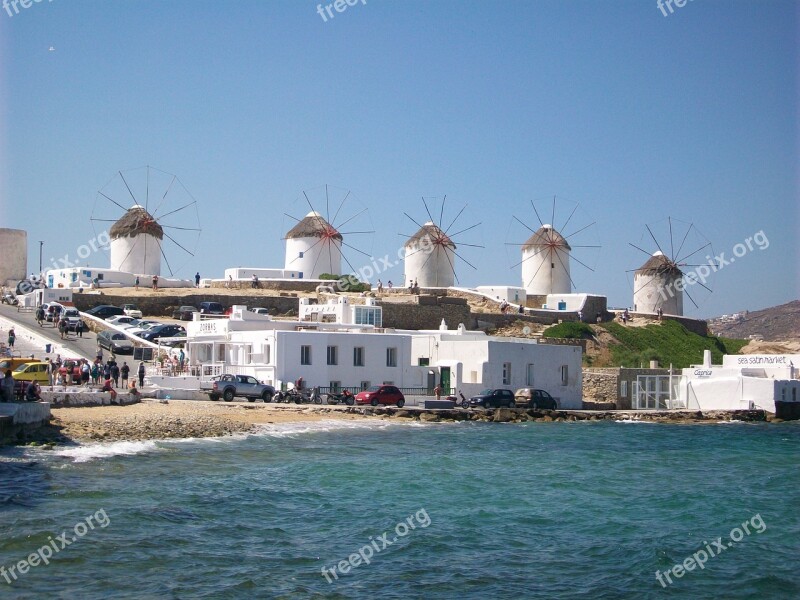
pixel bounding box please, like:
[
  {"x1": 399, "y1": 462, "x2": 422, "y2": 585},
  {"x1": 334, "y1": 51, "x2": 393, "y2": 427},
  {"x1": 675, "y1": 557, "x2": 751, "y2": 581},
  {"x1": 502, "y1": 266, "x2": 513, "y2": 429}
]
[{"x1": 1, "y1": 420, "x2": 799, "y2": 599}]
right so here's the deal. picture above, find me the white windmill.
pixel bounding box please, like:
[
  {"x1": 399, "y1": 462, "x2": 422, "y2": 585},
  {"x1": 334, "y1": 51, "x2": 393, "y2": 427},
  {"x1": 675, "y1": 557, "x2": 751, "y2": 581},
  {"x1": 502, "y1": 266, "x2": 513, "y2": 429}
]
[
  {"x1": 283, "y1": 185, "x2": 373, "y2": 280},
  {"x1": 401, "y1": 197, "x2": 483, "y2": 288}
]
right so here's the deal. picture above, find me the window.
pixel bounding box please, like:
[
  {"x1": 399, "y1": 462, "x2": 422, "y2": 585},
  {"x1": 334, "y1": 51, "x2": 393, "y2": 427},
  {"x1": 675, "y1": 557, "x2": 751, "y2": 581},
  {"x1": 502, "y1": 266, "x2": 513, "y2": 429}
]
[
  {"x1": 386, "y1": 347, "x2": 397, "y2": 367},
  {"x1": 354, "y1": 306, "x2": 382, "y2": 327},
  {"x1": 264, "y1": 344, "x2": 271, "y2": 364},
  {"x1": 561, "y1": 365, "x2": 569, "y2": 386},
  {"x1": 418, "y1": 357, "x2": 430, "y2": 366},
  {"x1": 360, "y1": 381, "x2": 370, "y2": 390},
  {"x1": 502, "y1": 362, "x2": 511, "y2": 385},
  {"x1": 299, "y1": 251, "x2": 304, "y2": 258},
  {"x1": 329, "y1": 381, "x2": 340, "y2": 392},
  {"x1": 353, "y1": 347, "x2": 364, "y2": 367},
  {"x1": 526, "y1": 363, "x2": 535, "y2": 386},
  {"x1": 327, "y1": 345, "x2": 338, "y2": 365},
  {"x1": 300, "y1": 345, "x2": 311, "y2": 365},
  {"x1": 620, "y1": 380, "x2": 628, "y2": 397}
]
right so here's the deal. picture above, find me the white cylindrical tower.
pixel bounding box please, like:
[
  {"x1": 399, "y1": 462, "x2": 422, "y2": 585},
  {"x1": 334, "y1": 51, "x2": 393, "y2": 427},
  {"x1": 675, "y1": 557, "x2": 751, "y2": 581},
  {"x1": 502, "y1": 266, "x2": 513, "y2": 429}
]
[
  {"x1": 284, "y1": 211, "x2": 342, "y2": 279},
  {"x1": 0, "y1": 228, "x2": 27, "y2": 284},
  {"x1": 109, "y1": 205, "x2": 163, "y2": 276},
  {"x1": 521, "y1": 225, "x2": 571, "y2": 295},
  {"x1": 633, "y1": 251, "x2": 683, "y2": 316},
  {"x1": 404, "y1": 222, "x2": 456, "y2": 288}
]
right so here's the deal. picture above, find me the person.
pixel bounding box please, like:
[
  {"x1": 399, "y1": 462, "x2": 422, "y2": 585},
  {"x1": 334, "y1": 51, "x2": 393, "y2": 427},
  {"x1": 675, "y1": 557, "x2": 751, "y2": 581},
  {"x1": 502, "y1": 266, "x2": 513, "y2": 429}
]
[
  {"x1": 341, "y1": 388, "x2": 353, "y2": 404},
  {"x1": 134, "y1": 276, "x2": 140, "y2": 290},
  {"x1": 91, "y1": 362, "x2": 100, "y2": 385},
  {"x1": 7, "y1": 328, "x2": 15, "y2": 349},
  {"x1": 195, "y1": 272, "x2": 201, "y2": 287},
  {"x1": 657, "y1": 307, "x2": 663, "y2": 321},
  {"x1": 413, "y1": 279, "x2": 418, "y2": 290},
  {"x1": 36, "y1": 305, "x2": 45, "y2": 326},
  {"x1": 377, "y1": 279, "x2": 383, "y2": 293},
  {"x1": 596, "y1": 311, "x2": 602, "y2": 324},
  {"x1": 408, "y1": 280, "x2": 414, "y2": 292},
  {"x1": 499, "y1": 300, "x2": 509, "y2": 314},
  {"x1": 227, "y1": 275, "x2": 233, "y2": 288},
  {"x1": 102, "y1": 377, "x2": 117, "y2": 402},
  {"x1": 295, "y1": 376, "x2": 304, "y2": 391},
  {"x1": 387, "y1": 280, "x2": 393, "y2": 289},
  {"x1": 1, "y1": 370, "x2": 14, "y2": 402},
  {"x1": 138, "y1": 362, "x2": 146, "y2": 387},
  {"x1": 518, "y1": 303, "x2": 524, "y2": 314},
  {"x1": 434, "y1": 384, "x2": 442, "y2": 400},
  {"x1": 25, "y1": 381, "x2": 41, "y2": 402},
  {"x1": 577, "y1": 310, "x2": 583, "y2": 322},
  {"x1": 621, "y1": 310, "x2": 628, "y2": 325},
  {"x1": 58, "y1": 318, "x2": 67, "y2": 339},
  {"x1": 128, "y1": 380, "x2": 140, "y2": 398},
  {"x1": 310, "y1": 386, "x2": 321, "y2": 404},
  {"x1": 178, "y1": 349, "x2": 185, "y2": 372},
  {"x1": 81, "y1": 360, "x2": 91, "y2": 386},
  {"x1": 48, "y1": 359, "x2": 57, "y2": 386},
  {"x1": 77, "y1": 319, "x2": 84, "y2": 338},
  {"x1": 111, "y1": 362, "x2": 120, "y2": 388},
  {"x1": 96, "y1": 347, "x2": 103, "y2": 362},
  {"x1": 152, "y1": 274, "x2": 159, "y2": 290},
  {"x1": 251, "y1": 274, "x2": 259, "y2": 289},
  {"x1": 120, "y1": 361, "x2": 130, "y2": 387}
]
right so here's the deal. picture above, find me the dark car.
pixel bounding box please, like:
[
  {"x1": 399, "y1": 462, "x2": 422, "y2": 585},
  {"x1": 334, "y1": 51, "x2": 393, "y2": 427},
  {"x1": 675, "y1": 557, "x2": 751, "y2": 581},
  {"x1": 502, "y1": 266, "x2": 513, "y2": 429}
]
[
  {"x1": 85, "y1": 305, "x2": 125, "y2": 319},
  {"x1": 139, "y1": 324, "x2": 186, "y2": 342},
  {"x1": 172, "y1": 305, "x2": 200, "y2": 320},
  {"x1": 469, "y1": 388, "x2": 516, "y2": 409},
  {"x1": 198, "y1": 302, "x2": 225, "y2": 315},
  {"x1": 355, "y1": 385, "x2": 405, "y2": 407},
  {"x1": 515, "y1": 388, "x2": 558, "y2": 410},
  {"x1": 97, "y1": 330, "x2": 134, "y2": 354}
]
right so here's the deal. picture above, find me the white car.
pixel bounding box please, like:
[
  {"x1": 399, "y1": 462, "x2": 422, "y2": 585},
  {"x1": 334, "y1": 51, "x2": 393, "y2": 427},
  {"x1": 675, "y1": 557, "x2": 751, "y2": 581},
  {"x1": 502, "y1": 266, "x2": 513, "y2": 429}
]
[
  {"x1": 122, "y1": 304, "x2": 143, "y2": 318},
  {"x1": 106, "y1": 315, "x2": 139, "y2": 327},
  {"x1": 126, "y1": 320, "x2": 162, "y2": 336}
]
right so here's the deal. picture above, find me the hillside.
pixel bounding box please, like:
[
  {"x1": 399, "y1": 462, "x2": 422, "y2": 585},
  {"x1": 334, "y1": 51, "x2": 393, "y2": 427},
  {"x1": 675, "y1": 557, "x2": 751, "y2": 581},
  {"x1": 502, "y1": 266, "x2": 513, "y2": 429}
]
[{"x1": 708, "y1": 300, "x2": 800, "y2": 342}]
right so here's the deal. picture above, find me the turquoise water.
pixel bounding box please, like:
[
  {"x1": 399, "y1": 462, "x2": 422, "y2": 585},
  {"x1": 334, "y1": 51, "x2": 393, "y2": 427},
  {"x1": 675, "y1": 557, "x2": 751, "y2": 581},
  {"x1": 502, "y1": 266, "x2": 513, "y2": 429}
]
[{"x1": 1, "y1": 420, "x2": 799, "y2": 599}]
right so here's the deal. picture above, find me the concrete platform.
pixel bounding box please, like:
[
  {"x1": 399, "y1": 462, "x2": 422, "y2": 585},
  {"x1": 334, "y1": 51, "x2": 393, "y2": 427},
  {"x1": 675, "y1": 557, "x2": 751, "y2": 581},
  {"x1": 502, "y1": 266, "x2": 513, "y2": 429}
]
[{"x1": 0, "y1": 401, "x2": 51, "y2": 444}]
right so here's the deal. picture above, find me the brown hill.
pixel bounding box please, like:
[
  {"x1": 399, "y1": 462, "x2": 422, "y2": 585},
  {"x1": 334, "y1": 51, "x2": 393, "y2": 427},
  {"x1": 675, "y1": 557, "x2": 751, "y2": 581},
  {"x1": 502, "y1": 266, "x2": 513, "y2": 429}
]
[{"x1": 708, "y1": 300, "x2": 800, "y2": 342}]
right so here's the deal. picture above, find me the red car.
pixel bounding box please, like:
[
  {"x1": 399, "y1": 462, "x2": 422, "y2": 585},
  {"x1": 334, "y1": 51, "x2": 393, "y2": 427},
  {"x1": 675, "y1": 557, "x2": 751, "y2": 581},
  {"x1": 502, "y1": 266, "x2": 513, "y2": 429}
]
[{"x1": 355, "y1": 385, "x2": 405, "y2": 407}]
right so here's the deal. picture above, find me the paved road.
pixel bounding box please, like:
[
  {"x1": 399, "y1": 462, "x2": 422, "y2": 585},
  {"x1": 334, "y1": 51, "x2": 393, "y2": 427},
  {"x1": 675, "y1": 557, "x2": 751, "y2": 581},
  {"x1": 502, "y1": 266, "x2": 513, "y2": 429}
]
[{"x1": 0, "y1": 303, "x2": 100, "y2": 361}]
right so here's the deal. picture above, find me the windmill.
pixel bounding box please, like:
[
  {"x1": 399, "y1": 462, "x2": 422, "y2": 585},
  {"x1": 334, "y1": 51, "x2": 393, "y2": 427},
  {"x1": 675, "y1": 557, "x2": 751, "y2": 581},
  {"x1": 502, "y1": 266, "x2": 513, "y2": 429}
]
[
  {"x1": 90, "y1": 166, "x2": 201, "y2": 277},
  {"x1": 283, "y1": 185, "x2": 374, "y2": 280},
  {"x1": 507, "y1": 196, "x2": 600, "y2": 296},
  {"x1": 400, "y1": 196, "x2": 483, "y2": 288},
  {"x1": 628, "y1": 217, "x2": 714, "y2": 316}
]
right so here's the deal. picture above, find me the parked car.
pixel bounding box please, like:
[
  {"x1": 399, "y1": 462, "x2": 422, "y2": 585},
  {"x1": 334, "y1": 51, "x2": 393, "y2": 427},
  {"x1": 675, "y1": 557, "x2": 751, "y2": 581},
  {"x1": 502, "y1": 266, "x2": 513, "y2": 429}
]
[
  {"x1": 122, "y1": 304, "x2": 143, "y2": 318},
  {"x1": 125, "y1": 320, "x2": 162, "y2": 336},
  {"x1": 106, "y1": 315, "x2": 140, "y2": 327},
  {"x1": 250, "y1": 307, "x2": 269, "y2": 315},
  {"x1": 43, "y1": 302, "x2": 64, "y2": 322},
  {"x1": 160, "y1": 331, "x2": 186, "y2": 348},
  {"x1": 1, "y1": 292, "x2": 18, "y2": 305},
  {"x1": 84, "y1": 305, "x2": 125, "y2": 319},
  {"x1": 355, "y1": 385, "x2": 405, "y2": 407},
  {"x1": 201, "y1": 374, "x2": 275, "y2": 402},
  {"x1": 514, "y1": 388, "x2": 558, "y2": 410},
  {"x1": 12, "y1": 361, "x2": 50, "y2": 385},
  {"x1": 97, "y1": 330, "x2": 134, "y2": 354},
  {"x1": 172, "y1": 305, "x2": 199, "y2": 320},
  {"x1": 139, "y1": 324, "x2": 186, "y2": 342},
  {"x1": 198, "y1": 301, "x2": 225, "y2": 315},
  {"x1": 469, "y1": 388, "x2": 516, "y2": 409}
]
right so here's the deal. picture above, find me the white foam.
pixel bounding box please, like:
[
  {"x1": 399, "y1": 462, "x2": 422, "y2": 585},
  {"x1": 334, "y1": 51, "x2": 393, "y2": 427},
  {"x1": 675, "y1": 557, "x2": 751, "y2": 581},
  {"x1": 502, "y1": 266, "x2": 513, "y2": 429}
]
[
  {"x1": 253, "y1": 419, "x2": 397, "y2": 438},
  {"x1": 51, "y1": 440, "x2": 161, "y2": 463}
]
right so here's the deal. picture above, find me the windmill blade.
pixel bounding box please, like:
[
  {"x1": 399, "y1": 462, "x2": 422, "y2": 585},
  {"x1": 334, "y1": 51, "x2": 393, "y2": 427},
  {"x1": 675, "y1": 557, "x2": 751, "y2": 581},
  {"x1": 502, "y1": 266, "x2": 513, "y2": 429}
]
[
  {"x1": 325, "y1": 184, "x2": 330, "y2": 225},
  {"x1": 339, "y1": 249, "x2": 364, "y2": 283},
  {"x1": 335, "y1": 206, "x2": 369, "y2": 232},
  {"x1": 553, "y1": 247, "x2": 578, "y2": 290},
  {"x1": 157, "y1": 200, "x2": 197, "y2": 221},
  {"x1": 513, "y1": 215, "x2": 536, "y2": 235},
  {"x1": 569, "y1": 252, "x2": 596, "y2": 273},
  {"x1": 286, "y1": 236, "x2": 324, "y2": 265},
  {"x1": 98, "y1": 191, "x2": 129, "y2": 213},
  {"x1": 284, "y1": 212, "x2": 301, "y2": 223},
  {"x1": 308, "y1": 240, "x2": 326, "y2": 278},
  {"x1": 690, "y1": 277, "x2": 713, "y2": 294},
  {"x1": 674, "y1": 223, "x2": 693, "y2": 261},
  {"x1": 421, "y1": 197, "x2": 437, "y2": 226},
  {"x1": 146, "y1": 166, "x2": 150, "y2": 212},
  {"x1": 676, "y1": 242, "x2": 711, "y2": 265},
  {"x1": 163, "y1": 232, "x2": 195, "y2": 257},
  {"x1": 90, "y1": 218, "x2": 119, "y2": 223},
  {"x1": 629, "y1": 242, "x2": 655, "y2": 258},
  {"x1": 569, "y1": 244, "x2": 601, "y2": 248},
  {"x1": 302, "y1": 191, "x2": 326, "y2": 230},
  {"x1": 684, "y1": 287, "x2": 700, "y2": 309},
  {"x1": 449, "y1": 222, "x2": 481, "y2": 238},
  {"x1": 339, "y1": 239, "x2": 372, "y2": 259},
  {"x1": 563, "y1": 221, "x2": 596, "y2": 241},
  {"x1": 451, "y1": 247, "x2": 477, "y2": 271},
  {"x1": 522, "y1": 248, "x2": 550, "y2": 288},
  {"x1": 417, "y1": 242, "x2": 439, "y2": 274},
  {"x1": 443, "y1": 204, "x2": 466, "y2": 235},
  {"x1": 511, "y1": 245, "x2": 548, "y2": 269},
  {"x1": 530, "y1": 199, "x2": 545, "y2": 228},
  {"x1": 161, "y1": 225, "x2": 202, "y2": 232},
  {"x1": 330, "y1": 189, "x2": 351, "y2": 227},
  {"x1": 669, "y1": 217, "x2": 675, "y2": 261},
  {"x1": 119, "y1": 170, "x2": 139, "y2": 206},
  {"x1": 559, "y1": 202, "x2": 579, "y2": 236},
  {"x1": 442, "y1": 244, "x2": 459, "y2": 286},
  {"x1": 453, "y1": 242, "x2": 485, "y2": 249},
  {"x1": 645, "y1": 224, "x2": 665, "y2": 256},
  {"x1": 159, "y1": 241, "x2": 174, "y2": 277},
  {"x1": 150, "y1": 175, "x2": 177, "y2": 220},
  {"x1": 338, "y1": 230, "x2": 375, "y2": 236},
  {"x1": 439, "y1": 195, "x2": 446, "y2": 231},
  {"x1": 404, "y1": 212, "x2": 428, "y2": 231},
  {"x1": 551, "y1": 196, "x2": 556, "y2": 228},
  {"x1": 116, "y1": 235, "x2": 141, "y2": 272}
]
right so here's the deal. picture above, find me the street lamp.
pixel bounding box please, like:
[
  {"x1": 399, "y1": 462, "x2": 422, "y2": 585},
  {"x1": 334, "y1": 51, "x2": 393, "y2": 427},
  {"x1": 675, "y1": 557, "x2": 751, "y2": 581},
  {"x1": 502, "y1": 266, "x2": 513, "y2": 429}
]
[{"x1": 39, "y1": 241, "x2": 44, "y2": 278}]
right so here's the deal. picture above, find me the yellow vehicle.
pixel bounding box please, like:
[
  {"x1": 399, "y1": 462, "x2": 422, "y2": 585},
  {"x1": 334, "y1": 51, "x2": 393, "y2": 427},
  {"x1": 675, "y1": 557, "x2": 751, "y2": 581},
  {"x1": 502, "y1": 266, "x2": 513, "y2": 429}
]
[
  {"x1": 12, "y1": 361, "x2": 50, "y2": 383},
  {"x1": 0, "y1": 357, "x2": 38, "y2": 372}
]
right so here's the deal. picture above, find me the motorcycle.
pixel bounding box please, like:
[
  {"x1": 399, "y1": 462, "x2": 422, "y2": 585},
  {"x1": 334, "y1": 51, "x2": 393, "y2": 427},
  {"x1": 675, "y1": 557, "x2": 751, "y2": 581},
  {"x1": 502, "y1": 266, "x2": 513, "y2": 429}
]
[{"x1": 324, "y1": 391, "x2": 355, "y2": 406}]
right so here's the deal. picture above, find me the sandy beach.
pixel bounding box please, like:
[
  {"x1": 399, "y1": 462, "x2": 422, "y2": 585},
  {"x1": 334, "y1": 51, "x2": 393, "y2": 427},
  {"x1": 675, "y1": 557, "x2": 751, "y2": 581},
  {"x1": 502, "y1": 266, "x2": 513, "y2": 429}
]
[{"x1": 44, "y1": 401, "x2": 381, "y2": 443}]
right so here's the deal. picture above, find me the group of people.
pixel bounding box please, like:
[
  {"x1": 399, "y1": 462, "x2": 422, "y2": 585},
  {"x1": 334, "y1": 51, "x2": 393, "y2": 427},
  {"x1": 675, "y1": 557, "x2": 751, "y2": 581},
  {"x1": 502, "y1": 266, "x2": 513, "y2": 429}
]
[{"x1": 498, "y1": 300, "x2": 524, "y2": 315}]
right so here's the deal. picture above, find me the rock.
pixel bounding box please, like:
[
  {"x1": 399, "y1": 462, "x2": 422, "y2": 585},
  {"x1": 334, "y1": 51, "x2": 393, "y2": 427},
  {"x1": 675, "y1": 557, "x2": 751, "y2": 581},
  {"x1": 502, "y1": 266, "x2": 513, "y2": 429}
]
[
  {"x1": 492, "y1": 408, "x2": 515, "y2": 423},
  {"x1": 393, "y1": 410, "x2": 416, "y2": 419},
  {"x1": 419, "y1": 412, "x2": 440, "y2": 422}
]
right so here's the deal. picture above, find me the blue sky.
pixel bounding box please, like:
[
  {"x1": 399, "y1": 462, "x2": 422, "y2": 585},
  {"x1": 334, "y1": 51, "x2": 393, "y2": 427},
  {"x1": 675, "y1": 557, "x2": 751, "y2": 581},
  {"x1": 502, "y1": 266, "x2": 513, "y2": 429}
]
[{"x1": 0, "y1": 0, "x2": 797, "y2": 318}]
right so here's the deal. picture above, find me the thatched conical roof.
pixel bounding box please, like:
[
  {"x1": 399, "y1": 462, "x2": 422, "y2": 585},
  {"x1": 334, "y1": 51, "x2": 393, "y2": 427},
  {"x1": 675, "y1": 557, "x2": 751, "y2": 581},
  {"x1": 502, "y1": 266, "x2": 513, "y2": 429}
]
[
  {"x1": 522, "y1": 225, "x2": 571, "y2": 252},
  {"x1": 405, "y1": 222, "x2": 456, "y2": 249},
  {"x1": 285, "y1": 211, "x2": 342, "y2": 241},
  {"x1": 636, "y1": 251, "x2": 682, "y2": 276},
  {"x1": 110, "y1": 205, "x2": 164, "y2": 240}
]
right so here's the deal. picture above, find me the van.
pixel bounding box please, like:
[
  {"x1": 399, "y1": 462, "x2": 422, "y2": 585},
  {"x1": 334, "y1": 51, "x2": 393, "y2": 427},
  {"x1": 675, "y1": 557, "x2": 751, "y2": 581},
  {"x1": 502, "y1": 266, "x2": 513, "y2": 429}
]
[
  {"x1": 198, "y1": 302, "x2": 225, "y2": 315},
  {"x1": 0, "y1": 357, "x2": 38, "y2": 372}
]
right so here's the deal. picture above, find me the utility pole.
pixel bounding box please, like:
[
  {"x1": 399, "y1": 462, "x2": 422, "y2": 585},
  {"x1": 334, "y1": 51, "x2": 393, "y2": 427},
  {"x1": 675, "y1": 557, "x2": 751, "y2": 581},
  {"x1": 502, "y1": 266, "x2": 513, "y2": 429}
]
[{"x1": 38, "y1": 241, "x2": 43, "y2": 278}]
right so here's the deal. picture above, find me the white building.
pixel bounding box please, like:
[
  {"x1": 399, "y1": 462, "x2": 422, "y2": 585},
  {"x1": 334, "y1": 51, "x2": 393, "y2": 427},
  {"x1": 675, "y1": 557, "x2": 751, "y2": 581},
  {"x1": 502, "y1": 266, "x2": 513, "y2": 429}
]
[
  {"x1": 633, "y1": 251, "x2": 683, "y2": 316},
  {"x1": 521, "y1": 225, "x2": 572, "y2": 296},
  {"x1": 284, "y1": 211, "x2": 342, "y2": 279},
  {"x1": 44, "y1": 267, "x2": 191, "y2": 289},
  {"x1": 404, "y1": 222, "x2": 456, "y2": 288},
  {"x1": 185, "y1": 299, "x2": 583, "y2": 407},
  {"x1": 223, "y1": 267, "x2": 303, "y2": 281}
]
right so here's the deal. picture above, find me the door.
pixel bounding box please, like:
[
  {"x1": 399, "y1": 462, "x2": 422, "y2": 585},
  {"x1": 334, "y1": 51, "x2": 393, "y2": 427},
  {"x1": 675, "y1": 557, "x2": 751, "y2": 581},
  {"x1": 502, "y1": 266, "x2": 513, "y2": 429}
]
[{"x1": 440, "y1": 367, "x2": 451, "y2": 394}]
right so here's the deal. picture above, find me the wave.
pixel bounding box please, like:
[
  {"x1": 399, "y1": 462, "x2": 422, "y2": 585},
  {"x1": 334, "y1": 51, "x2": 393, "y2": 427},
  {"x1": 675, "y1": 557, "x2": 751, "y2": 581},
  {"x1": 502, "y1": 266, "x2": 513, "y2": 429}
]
[{"x1": 50, "y1": 440, "x2": 161, "y2": 463}]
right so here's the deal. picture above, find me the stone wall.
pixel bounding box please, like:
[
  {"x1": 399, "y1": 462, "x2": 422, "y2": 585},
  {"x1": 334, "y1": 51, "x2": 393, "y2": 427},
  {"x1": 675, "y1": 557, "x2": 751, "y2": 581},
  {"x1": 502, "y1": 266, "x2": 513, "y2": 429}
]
[
  {"x1": 382, "y1": 299, "x2": 471, "y2": 331},
  {"x1": 629, "y1": 313, "x2": 708, "y2": 336},
  {"x1": 210, "y1": 280, "x2": 321, "y2": 292},
  {"x1": 582, "y1": 369, "x2": 619, "y2": 405}
]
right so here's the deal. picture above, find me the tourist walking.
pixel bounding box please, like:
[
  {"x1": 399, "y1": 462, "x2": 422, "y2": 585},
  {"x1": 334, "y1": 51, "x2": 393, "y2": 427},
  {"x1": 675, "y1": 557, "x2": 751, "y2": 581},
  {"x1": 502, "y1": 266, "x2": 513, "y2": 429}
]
[
  {"x1": 120, "y1": 362, "x2": 130, "y2": 387},
  {"x1": 36, "y1": 305, "x2": 45, "y2": 326},
  {"x1": 111, "y1": 363, "x2": 120, "y2": 388},
  {"x1": 58, "y1": 319, "x2": 67, "y2": 339},
  {"x1": 91, "y1": 362, "x2": 100, "y2": 385},
  {"x1": 7, "y1": 328, "x2": 15, "y2": 348},
  {"x1": 152, "y1": 274, "x2": 159, "y2": 290},
  {"x1": 178, "y1": 349, "x2": 185, "y2": 372},
  {"x1": 377, "y1": 279, "x2": 383, "y2": 294},
  {"x1": 138, "y1": 362, "x2": 146, "y2": 387},
  {"x1": 81, "y1": 361, "x2": 91, "y2": 386},
  {"x1": 135, "y1": 276, "x2": 140, "y2": 290},
  {"x1": 195, "y1": 272, "x2": 201, "y2": 287}
]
